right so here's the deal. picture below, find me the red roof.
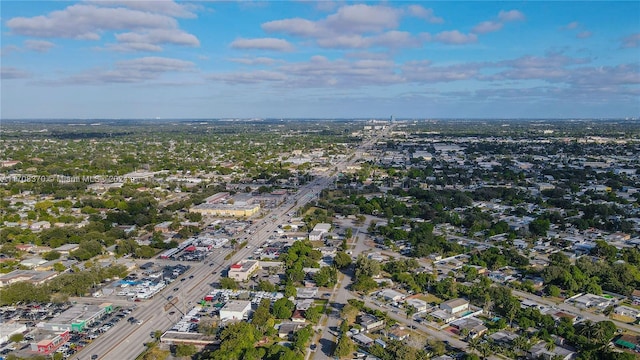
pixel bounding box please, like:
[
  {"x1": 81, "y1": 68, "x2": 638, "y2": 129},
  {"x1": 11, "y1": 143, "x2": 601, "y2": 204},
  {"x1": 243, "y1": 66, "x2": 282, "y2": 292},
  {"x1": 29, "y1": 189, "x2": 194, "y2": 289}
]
[
  {"x1": 185, "y1": 245, "x2": 197, "y2": 252},
  {"x1": 230, "y1": 264, "x2": 242, "y2": 269}
]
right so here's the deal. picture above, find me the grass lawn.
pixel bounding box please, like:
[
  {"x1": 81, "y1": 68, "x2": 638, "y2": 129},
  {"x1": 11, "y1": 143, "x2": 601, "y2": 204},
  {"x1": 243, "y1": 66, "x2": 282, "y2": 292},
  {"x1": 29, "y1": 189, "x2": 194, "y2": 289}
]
[
  {"x1": 611, "y1": 314, "x2": 636, "y2": 323},
  {"x1": 419, "y1": 293, "x2": 443, "y2": 304},
  {"x1": 302, "y1": 206, "x2": 320, "y2": 216},
  {"x1": 310, "y1": 240, "x2": 325, "y2": 248}
]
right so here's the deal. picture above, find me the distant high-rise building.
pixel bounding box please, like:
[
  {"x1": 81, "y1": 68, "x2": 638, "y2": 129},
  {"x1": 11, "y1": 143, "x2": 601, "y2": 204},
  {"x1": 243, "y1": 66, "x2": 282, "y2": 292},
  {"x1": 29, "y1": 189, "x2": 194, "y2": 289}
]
[{"x1": 390, "y1": 115, "x2": 395, "y2": 122}]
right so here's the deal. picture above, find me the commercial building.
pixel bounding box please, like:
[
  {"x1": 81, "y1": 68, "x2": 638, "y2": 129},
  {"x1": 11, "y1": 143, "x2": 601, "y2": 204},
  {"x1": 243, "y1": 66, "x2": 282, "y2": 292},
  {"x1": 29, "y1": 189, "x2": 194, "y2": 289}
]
[
  {"x1": 219, "y1": 300, "x2": 251, "y2": 321},
  {"x1": 228, "y1": 260, "x2": 260, "y2": 281},
  {"x1": 0, "y1": 270, "x2": 58, "y2": 288},
  {"x1": 30, "y1": 330, "x2": 71, "y2": 355},
  {"x1": 0, "y1": 322, "x2": 27, "y2": 343},
  {"x1": 40, "y1": 303, "x2": 113, "y2": 332},
  {"x1": 189, "y1": 203, "x2": 260, "y2": 217}
]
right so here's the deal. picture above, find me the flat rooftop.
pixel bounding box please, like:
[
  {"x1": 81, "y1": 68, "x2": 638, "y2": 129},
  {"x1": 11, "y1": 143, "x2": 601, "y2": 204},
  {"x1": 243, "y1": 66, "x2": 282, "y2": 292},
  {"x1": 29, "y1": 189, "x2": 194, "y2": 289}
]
[{"x1": 50, "y1": 303, "x2": 110, "y2": 324}]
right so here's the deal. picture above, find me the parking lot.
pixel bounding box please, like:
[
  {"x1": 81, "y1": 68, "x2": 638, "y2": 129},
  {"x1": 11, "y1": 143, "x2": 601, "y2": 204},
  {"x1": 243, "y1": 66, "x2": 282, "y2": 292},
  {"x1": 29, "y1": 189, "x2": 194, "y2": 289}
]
[{"x1": 0, "y1": 304, "x2": 136, "y2": 359}]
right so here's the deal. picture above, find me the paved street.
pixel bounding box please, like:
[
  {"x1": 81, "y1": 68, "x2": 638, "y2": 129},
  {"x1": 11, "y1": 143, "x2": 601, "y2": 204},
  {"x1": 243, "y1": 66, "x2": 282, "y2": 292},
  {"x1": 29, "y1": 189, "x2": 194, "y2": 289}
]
[
  {"x1": 511, "y1": 289, "x2": 639, "y2": 332},
  {"x1": 73, "y1": 126, "x2": 393, "y2": 360}
]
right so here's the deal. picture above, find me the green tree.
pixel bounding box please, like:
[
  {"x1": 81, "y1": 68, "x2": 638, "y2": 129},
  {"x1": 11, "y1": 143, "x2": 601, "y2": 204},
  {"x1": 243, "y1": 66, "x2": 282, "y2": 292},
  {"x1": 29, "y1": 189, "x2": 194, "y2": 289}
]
[
  {"x1": 334, "y1": 251, "x2": 352, "y2": 269},
  {"x1": 220, "y1": 277, "x2": 238, "y2": 289},
  {"x1": 53, "y1": 262, "x2": 67, "y2": 272},
  {"x1": 42, "y1": 251, "x2": 61, "y2": 261},
  {"x1": 252, "y1": 298, "x2": 274, "y2": 333},
  {"x1": 257, "y1": 280, "x2": 277, "y2": 292},
  {"x1": 272, "y1": 298, "x2": 294, "y2": 319},
  {"x1": 9, "y1": 333, "x2": 24, "y2": 343},
  {"x1": 529, "y1": 218, "x2": 550, "y2": 237},
  {"x1": 334, "y1": 334, "x2": 355, "y2": 358},
  {"x1": 314, "y1": 266, "x2": 337, "y2": 287},
  {"x1": 304, "y1": 306, "x2": 322, "y2": 323},
  {"x1": 174, "y1": 344, "x2": 197, "y2": 357},
  {"x1": 293, "y1": 325, "x2": 313, "y2": 352}
]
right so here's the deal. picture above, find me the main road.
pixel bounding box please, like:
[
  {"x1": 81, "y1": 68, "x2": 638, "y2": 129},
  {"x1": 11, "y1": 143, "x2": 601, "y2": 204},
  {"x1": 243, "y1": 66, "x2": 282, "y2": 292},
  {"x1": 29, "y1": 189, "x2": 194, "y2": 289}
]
[{"x1": 75, "y1": 125, "x2": 394, "y2": 360}]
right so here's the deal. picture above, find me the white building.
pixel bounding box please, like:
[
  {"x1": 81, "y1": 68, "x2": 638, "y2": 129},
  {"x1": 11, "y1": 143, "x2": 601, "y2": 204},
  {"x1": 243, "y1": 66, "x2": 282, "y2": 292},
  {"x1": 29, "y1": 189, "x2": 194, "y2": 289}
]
[
  {"x1": 378, "y1": 289, "x2": 405, "y2": 302},
  {"x1": 440, "y1": 298, "x2": 469, "y2": 314},
  {"x1": 0, "y1": 322, "x2": 27, "y2": 343},
  {"x1": 219, "y1": 300, "x2": 252, "y2": 321},
  {"x1": 406, "y1": 298, "x2": 428, "y2": 313},
  {"x1": 228, "y1": 260, "x2": 260, "y2": 281},
  {"x1": 313, "y1": 223, "x2": 332, "y2": 233}
]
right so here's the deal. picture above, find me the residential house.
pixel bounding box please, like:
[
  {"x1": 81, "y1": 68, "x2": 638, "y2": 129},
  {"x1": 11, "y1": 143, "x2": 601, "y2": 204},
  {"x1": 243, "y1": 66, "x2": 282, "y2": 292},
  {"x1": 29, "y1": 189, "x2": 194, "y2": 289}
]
[
  {"x1": 387, "y1": 326, "x2": 409, "y2": 341},
  {"x1": 278, "y1": 323, "x2": 302, "y2": 339},
  {"x1": 571, "y1": 293, "x2": 611, "y2": 309},
  {"x1": 440, "y1": 298, "x2": 469, "y2": 314},
  {"x1": 489, "y1": 331, "x2": 519, "y2": 345},
  {"x1": 527, "y1": 342, "x2": 576, "y2": 360},
  {"x1": 378, "y1": 289, "x2": 405, "y2": 302},
  {"x1": 450, "y1": 317, "x2": 488, "y2": 339},
  {"x1": 430, "y1": 309, "x2": 457, "y2": 324},
  {"x1": 615, "y1": 334, "x2": 640, "y2": 352},
  {"x1": 406, "y1": 298, "x2": 428, "y2": 313},
  {"x1": 353, "y1": 333, "x2": 374, "y2": 347},
  {"x1": 291, "y1": 310, "x2": 306, "y2": 323},
  {"x1": 631, "y1": 289, "x2": 640, "y2": 304},
  {"x1": 614, "y1": 305, "x2": 640, "y2": 319},
  {"x1": 358, "y1": 314, "x2": 384, "y2": 331}
]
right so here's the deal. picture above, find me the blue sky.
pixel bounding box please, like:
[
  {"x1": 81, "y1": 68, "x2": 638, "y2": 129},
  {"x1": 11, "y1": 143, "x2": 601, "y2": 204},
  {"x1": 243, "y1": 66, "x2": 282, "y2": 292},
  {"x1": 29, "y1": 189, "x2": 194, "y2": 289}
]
[{"x1": 1, "y1": 1, "x2": 639, "y2": 119}]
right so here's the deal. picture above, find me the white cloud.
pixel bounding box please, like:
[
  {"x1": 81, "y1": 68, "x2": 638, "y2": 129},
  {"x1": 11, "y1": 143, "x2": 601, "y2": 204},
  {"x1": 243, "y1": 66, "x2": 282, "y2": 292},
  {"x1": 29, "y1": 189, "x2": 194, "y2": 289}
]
[
  {"x1": 324, "y1": 4, "x2": 401, "y2": 34},
  {"x1": 314, "y1": 1, "x2": 339, "y2": 12},
  {"x1": 432, "y1": 30, "x2": 478, "y2": 45},
  {"x1": 498, "y1": 10, "x2": 525, "y2": 22},
  {"x1": 0, "y1": 45, "x2": 21, "y2": 57},
  {"x1": 406, "y1": 5, "x2": 444, "y2": 24},
  {"x1": 85, "y1": 0, "x2": 196, "y2": 18},
  {"x1": 317, "y1": 35, "x2": 370, "y2": 49},
  {"x1": 208, "y1": 70, "x2": 287, "y2": 84},
  {"x1": 370, "y1": 31, "x2": 422, "y2": 48},
  {"x1": 621, "y1": 33, "x2": 640, "y2": 48},
  {"x1": 564, "y1": 21, "x2": 580, "y2": 30},
  {"x1": 472, "y1": 9, "x2": 525, "y2": 35},
  {"x1": 110, "y1": 29, "x2": 200, "y2": 51},
  {"x1": 566, "y1": 64, "x2": 640, "y2": 86},
  {"x1": 106, "y1": 42, "x2": 163, "y2": 52},
  {"x1": 228, "y1": 57, "x2": 278, "y2": 65},
  {"x1": 262, "y1": 18, "x2": 321, "y2": 37},
  {"x1": 576, "y1": 31, "x2": 592, "y2": 39},
  {"x1": 6, "y1": 4, "x2": 177, "y2": 39},
  {"x1": 6, "y1": 3, "x2": 199, "y2": 53},
  {"x1": 1, "y1": 66, "x2": 31, "y2": 79},
  {"x1": 262, "y1": 4, "x2": 404, "y2": 49},
  {"x1": 211, "y1": 55, "x2": 402, "y2": 88},
  {"x1": 24, "y1": 40, "x2": 55, "y2": 52},
  {"x1": 64, "y1": 56, "x2": 195, "y2": 84},
  {"x1": 230, "y1": 38, "x2": 294, "y2": 52},
  {"x1": 472, "y1": 21, "x2": 503, "y2": 34},
  {"x1": 402, "y1": 60, "x2": 480, "y2": 82}
]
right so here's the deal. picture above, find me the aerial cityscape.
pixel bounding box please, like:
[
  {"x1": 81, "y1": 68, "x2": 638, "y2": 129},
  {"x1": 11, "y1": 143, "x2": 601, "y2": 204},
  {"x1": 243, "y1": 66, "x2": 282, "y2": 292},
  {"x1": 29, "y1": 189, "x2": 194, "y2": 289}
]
[{"x1": 1, "y1": 2, "x2": 639, "y2": 360}]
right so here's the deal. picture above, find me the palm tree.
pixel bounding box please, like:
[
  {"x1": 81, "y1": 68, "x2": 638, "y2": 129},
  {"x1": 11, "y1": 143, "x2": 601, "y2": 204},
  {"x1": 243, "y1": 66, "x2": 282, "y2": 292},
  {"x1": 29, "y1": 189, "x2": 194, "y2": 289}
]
[
  {"x1": 545, "y1": 340, "x2": 556, "y2": 353},
  {"x1": 468, "y1": 337, "x2": 481, "y2": 354},
  {"x1": 577, "y1": 320, "x2": 597, "y2": 339},
  {"x1": 478, "y1": 342, "x2": 492, "y2": 360}
]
